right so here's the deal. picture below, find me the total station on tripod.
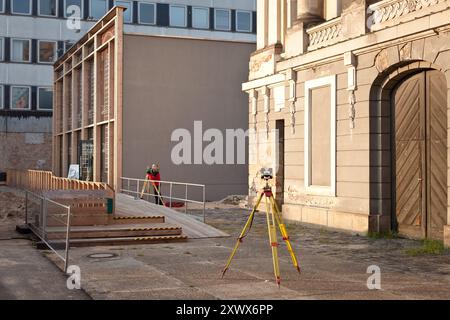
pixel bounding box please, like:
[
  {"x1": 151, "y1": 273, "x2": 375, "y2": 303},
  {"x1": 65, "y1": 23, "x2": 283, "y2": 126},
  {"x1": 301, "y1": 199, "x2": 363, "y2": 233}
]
[{"x1": 260, "y1": 167, "x2": 273, "y2": 181}]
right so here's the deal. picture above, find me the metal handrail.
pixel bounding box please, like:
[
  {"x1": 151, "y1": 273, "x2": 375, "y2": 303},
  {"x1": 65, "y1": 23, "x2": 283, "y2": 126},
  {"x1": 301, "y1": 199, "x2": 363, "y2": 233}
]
[
  {"x1": 120, "y1": 177, "x2": 207, "y2": 223},
  {"x1": 25, "y1": 190, "x2": 72, "y2": 272}
]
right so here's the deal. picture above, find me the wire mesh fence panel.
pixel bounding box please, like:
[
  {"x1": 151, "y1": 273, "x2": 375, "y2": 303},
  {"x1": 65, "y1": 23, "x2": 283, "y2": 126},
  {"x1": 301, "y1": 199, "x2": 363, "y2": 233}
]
[{"x1": 25, "y1": 191, "x2": 71, "y2": 271}]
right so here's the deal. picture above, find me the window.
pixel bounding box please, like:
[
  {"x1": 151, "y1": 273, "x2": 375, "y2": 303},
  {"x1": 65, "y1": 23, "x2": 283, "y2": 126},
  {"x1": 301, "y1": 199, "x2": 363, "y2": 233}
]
[
  {"x1": 0, "y1": 38, "x2": 4, "y2": 61},
  {"x1": 236, "y1": 10, "x2": 252, "y2": 32},
  {"x1": 169, "y1": 5, "x2": 186, "y2": 27},
  {"x1": 39, "y1": 0, "x2": 57, "y2": 17},
  {"x1": 215, "y1": 9, "x2": 231, "y2": 31},
  {"x1": 0, "y1": 85, "x2": 3, "y2": 109},
  {"x1": 38, "y1": 87, "x2": 53, "y2": 110},
  {"x1": 273, "y1": 86, "x2": 285, "y2": 112},
  {"x1": 0, "y1": 0, "x2": 4, "y2": 13},
  {"x1": 38, "y1": 41, "x2": 57, "y2": 63},
  {"x1": 304, "y1": 75, "x2": 336, "y2": 196},
  {"x1": 64, "y1": 0, "x2": 83, "y2": 18},
  {"x1": 65, "y1": 41, "x2": 76, "y2": 52},
  {"x1": 11, "y1": 86, "x2": 31, "y2": 110},
  {"x1": 115, "y1": 1, "x2": 132, "y2": 23},
  {"x1": 192, "y1": 7, "x2": 209, "y2": 29},
  {"x1": 11, "y1": 39, "x2": 31, "y2": 62},
  {"x1": 12, "y1": 0, "x2": 32, "y2": 15},
  {"x1": 90, "y1": 0, "x2": 108, "y2": 20},
  {"x1": 139, "y1": 2, "x2": 156, "y2": 25}
]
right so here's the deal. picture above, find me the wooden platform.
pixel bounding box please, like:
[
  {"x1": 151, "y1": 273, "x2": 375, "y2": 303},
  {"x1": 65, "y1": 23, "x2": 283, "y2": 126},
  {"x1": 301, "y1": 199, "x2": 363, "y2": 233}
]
[{"x1": 37, "y1": 191, "x2": 227, "y2": 247}]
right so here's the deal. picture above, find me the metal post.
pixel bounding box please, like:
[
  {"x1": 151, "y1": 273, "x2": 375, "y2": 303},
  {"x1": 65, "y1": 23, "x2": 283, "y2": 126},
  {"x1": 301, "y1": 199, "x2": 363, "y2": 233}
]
[
  {"x1": 64, "y1": 206, "x2": 71, "y2": 273},
  {"x1": 185, "y1": 184, "x2": 188, "y2": 214},
  {"x1": 203, "y1": 186, "x2": 206, "y2": 223},
  {"x1": 127, "y1": 178, "x2": 130, "y2": 195},
  {"x1": 169, "y1": 183, "x2": 173, "y2": 208},
  {"x1": 25, "y1": 191, "x2": 28, "y2": 225},
  {"x1": 41, "y1": 198, "x2": 46, "y2": 240},
  {"x1": 136, "y1": 179, "x2": 139, "y2": 197}
]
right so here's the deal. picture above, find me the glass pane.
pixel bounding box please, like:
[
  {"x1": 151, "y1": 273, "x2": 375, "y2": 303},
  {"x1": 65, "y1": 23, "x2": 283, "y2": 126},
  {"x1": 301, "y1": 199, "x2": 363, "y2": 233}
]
[
  {"x1": 215, "y1": 9, "x2": 230, "y2": 30},
  {"x1": 139, "y1": 3, "x2": 155, "y2": 24},
  {"x1": 11, "y1": 87, "x2": 30, "y2": 110},
  {"x1": 0, "y1": 0, "x2": 4, "y2": 12},
  {"x1": 170, "y1": 6, "x2": 186, "y2": 27},
  {"x1": 115, "y1": 1, "x2": 132, "y2": 22},
  {"x1": 12, "y1": 40, "x2": 30, "y2": 62},
  {"x1": 39, "y1": 88, "x2": 53, "y2": 110},
  {"x1": 237, "y1": 11, "x2": 251, "y2": 32},
  {"x1": 12, "y1": 0, "x2": 31, "y2": 14},
  {"x1": 39, "y1": 41, "x2": 56, "y2": 63},
  {"x1": 39, "y1": 0, "x2": 57, "y2": 16},
  {"x1": 91, "y1": 0, "x2": 107, "y2": 19},
  {"x1": 65, "y1": 0, "x2": 82, "y2": 18},
  {"x1": 192, "y1": 7, "x2": 209, "y2": 29}
]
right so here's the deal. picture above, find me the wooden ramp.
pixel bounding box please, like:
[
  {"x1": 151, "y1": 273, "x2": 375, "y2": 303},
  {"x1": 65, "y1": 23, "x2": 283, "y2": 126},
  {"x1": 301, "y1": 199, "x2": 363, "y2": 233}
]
[
  {"x1": 38, "y1": 191, "x2": 227, "y2": 247},
  {"x1": 40, "y1": 190, "x2": 187, "y2": 247},
  {"x1": 116, "y1": 193, "x2": 229, "y2": 239}
]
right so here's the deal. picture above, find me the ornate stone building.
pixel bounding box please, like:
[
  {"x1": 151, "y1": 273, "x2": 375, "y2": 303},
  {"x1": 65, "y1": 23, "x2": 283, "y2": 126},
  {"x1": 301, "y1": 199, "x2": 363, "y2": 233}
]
[{"x1": 244, "y1": 0, "x2": 450, "y2": 245}]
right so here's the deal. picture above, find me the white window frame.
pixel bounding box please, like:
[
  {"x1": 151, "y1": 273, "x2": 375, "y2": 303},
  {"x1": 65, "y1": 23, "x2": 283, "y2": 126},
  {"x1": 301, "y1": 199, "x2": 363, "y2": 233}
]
[
  {"x1": 0, "y1": 85, "x2": 4, "y2": 110},
  {"x1": 37, "y1": 87, "x2": 53, "y2": 110},
  {"x1": 169, "y1": 4, "x2": 187, "y2": 28},
  {"x1": 138, "y1": 1, "x2": 156, "y2": 25},
  {"x1": 11, "y1": 0, "x2": 32, "y2": 15},
  {"x1": 304, "y1": 75, "x2": 336, "y2": 197},
  {"x1": 0, "y1": 0, "x2": 5, "y2": 13},
  {"x1": 115, "y1": 0, "x2": 133, "y2": 23},
  {"x1": 64, "y1": 0, "x2": 84, "y2": 18},
  {"x1": 11, "y1": 38, "x2": 32, "y2": 63},
  {"x1": 192, "y1": 6, "x2": 209, "y2": 29},
  {"x1": 214, "y1": 8, "x2": 231, "y2": 31},
  {"x1": 10, "y1": 86, "x2": 32, "y2": 110},
  {"x1": 90, "y1": 0, "x2": 108, "y2": 20},
  {"x1": 0, "y1": 38, "x2": 4, "y2": 61},
  {"x1": 38, "y1": 40, "x2": 58, "y2": 64},
  {"x1": 38, "y1": 0, "x2": 58, "y2": 17},
  {"x1": 236, "y1": 10, "x2": 252, "y2": 33}
]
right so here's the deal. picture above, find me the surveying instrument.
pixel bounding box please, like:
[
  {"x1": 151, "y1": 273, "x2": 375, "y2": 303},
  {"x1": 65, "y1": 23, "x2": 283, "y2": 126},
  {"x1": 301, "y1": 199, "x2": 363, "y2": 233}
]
[{"x1": 221, "y1": 168, "x2": 301, "y2": 287}]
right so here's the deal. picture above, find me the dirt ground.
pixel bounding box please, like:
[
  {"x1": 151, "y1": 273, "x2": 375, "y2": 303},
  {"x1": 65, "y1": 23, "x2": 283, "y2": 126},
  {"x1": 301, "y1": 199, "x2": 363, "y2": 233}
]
[{"x1": 0, "y1": 187, "x2": 25, "y2": 224}]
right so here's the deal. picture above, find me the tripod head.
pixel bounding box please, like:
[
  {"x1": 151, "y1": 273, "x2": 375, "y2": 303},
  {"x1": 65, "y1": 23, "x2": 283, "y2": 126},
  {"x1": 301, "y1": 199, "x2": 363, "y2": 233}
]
[{"x1": 260, "y1": 168, "x2": 273, "y2": 190}]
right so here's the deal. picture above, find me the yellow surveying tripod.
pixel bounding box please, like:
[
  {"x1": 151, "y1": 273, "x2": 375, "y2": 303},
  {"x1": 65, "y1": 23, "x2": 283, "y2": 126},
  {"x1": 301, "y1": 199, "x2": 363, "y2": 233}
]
[{"x1": 222, "y1": 168, "x2": 301, "y2": 287}]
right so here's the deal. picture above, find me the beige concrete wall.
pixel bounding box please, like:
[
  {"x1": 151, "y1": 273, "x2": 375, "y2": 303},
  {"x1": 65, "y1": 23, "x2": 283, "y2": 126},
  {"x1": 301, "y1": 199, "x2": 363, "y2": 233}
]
[{"x1": 122, "y1": 35, "x2": 255, "y2": 200}]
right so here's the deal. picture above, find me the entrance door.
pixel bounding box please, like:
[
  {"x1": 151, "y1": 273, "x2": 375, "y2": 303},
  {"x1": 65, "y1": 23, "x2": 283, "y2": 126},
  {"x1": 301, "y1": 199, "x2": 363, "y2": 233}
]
[{"x1": 392, "y1": 70, "x2": 447, "y2": 239}]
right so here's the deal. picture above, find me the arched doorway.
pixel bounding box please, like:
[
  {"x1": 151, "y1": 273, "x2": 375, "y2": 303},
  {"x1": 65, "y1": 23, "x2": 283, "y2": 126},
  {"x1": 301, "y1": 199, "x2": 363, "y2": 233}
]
[{"x1": 391, "y1": 70, "x2": 447, "y2": 239}]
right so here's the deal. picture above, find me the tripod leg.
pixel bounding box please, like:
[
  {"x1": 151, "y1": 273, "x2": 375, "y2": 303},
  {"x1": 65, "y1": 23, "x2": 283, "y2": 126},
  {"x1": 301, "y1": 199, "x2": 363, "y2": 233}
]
[
  {"x1": 140, "y1": 179, "x2": 148, "y2": 199},
  {"x1": 265, "y1": 196, "x2": 281, "y2": 287},
  {"x1": 270, "y1": 196, "x2": 301, "y2": 274},
  {"x1": 222, "y1": 192, "x2": 264, "y2": 278}
]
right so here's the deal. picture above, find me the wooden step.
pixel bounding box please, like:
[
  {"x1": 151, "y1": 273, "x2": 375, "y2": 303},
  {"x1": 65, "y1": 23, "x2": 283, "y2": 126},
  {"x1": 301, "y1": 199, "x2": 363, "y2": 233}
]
[
  {"x1": 111, "y1": 215, "x2": 165, "y2": 224},
  {"x1": 45, "y1": 234, "x2": 188, "y2": 247},
  {"x1": 45, "y1": 223, "x2": 182, "y2": 239}
]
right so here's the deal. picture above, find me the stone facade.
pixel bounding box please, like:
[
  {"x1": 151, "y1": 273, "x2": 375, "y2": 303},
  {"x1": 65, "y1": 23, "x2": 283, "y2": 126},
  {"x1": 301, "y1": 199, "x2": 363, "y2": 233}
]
[{"x1": 244, "y1": 0, "x2": 450, "y2": 246}]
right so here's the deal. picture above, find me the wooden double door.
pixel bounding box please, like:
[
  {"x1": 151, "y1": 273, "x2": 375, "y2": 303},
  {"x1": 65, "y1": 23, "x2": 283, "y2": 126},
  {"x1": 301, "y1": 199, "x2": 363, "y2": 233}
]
[{"x1": 393, "y1": 70, "x2": 447, "y2": 240}]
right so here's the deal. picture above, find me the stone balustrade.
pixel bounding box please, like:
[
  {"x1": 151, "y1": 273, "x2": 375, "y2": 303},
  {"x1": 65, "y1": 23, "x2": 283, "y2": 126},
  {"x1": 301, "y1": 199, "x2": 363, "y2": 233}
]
[
  {"x1": 368, "y1": 0, "x2": 447, "y2": 28},
  {"x1": 306, "y1": 17, "x2": 343, "y2": 50}
]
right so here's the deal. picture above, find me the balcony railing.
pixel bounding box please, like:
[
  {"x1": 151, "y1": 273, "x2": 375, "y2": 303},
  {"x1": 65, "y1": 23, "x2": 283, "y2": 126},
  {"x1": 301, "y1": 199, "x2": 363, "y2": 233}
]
[
  {"x1": 306, "y1": 17, "x2": 343, "y2": 51},
  {"x1": 369, "y1": 0, "x2": 447, "y2": 29}
]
